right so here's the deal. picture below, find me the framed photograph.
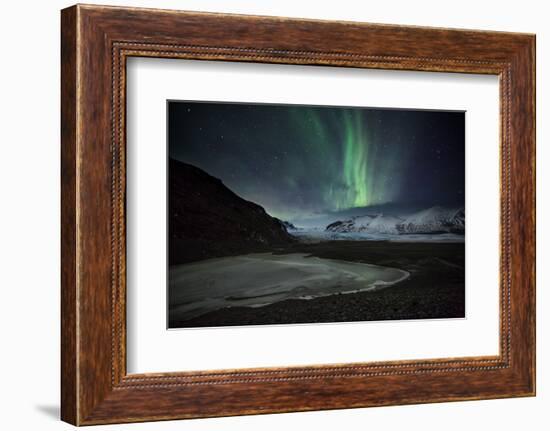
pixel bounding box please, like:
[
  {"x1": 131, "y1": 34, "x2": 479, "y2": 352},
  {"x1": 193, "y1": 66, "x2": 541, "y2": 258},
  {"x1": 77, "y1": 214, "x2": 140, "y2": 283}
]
[
  {"x1": 61, "y1": 4, "x2": 535, "y2": 425},
  {"x1": 166, "y1": 101, "x2": 465, "y2": 329}
]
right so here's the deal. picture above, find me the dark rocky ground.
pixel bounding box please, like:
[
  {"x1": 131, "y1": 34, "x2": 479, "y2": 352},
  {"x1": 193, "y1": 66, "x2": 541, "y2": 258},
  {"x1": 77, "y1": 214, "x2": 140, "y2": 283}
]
[{"x1": 169, "y1": 241, "x2": 465, "y2": 328}]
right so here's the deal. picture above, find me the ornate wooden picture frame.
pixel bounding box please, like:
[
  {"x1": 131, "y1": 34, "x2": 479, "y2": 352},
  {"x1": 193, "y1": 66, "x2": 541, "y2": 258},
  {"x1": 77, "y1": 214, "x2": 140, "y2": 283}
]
[{"x1": 61, "y1": 4, "x2": 535, "y2": 425}]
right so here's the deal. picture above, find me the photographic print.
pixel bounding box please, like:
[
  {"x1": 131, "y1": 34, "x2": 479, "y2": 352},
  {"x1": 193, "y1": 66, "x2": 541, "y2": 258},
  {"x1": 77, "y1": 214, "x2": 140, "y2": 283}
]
[{"x1": 168, "y1": 101, "x2": 465, "y2": 329}]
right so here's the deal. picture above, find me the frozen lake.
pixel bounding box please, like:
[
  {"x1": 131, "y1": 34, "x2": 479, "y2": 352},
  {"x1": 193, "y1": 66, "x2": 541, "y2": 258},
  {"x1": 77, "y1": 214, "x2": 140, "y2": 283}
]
[{"x1": 169, "y1": 253, "x2": 409, "y2": 323}]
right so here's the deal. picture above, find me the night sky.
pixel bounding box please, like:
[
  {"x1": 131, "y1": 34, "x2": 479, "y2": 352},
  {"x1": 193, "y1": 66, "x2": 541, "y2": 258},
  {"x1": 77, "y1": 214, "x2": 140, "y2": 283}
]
[{"x1": 168, "y1": 101, "x2": 464, "y2": 227}]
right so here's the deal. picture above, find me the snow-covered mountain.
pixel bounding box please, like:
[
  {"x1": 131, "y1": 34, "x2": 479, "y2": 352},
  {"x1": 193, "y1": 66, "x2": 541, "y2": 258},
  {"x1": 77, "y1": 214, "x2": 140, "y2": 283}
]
[
  {"x1": 396, "y1": 206, "x2": 465, "y2": 234},
  {"x1": 326, "y1": 214, "x2": 404, "y2": 234},
  {"x1": 326, "y1": 214, "x2": 378, "y2": 233},
  {"x1": 325, "y1": 206, "x2": 464, "y2": 236},
  {"x1": 368, "y1": 214, "x2": 405, "y2": 234}
]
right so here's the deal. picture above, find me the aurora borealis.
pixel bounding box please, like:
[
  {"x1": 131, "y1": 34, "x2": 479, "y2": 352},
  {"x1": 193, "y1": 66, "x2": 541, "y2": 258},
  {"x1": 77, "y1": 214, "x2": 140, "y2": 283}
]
[{"x1": 168, "y1": 101, "x2": 465, "y2": 226}]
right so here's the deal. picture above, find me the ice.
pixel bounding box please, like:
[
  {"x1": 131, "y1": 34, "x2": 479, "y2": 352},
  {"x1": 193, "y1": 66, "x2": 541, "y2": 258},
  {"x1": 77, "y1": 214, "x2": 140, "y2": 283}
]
[{"x1": 169, "y1": 253, "x2": 409, "y2": 321}]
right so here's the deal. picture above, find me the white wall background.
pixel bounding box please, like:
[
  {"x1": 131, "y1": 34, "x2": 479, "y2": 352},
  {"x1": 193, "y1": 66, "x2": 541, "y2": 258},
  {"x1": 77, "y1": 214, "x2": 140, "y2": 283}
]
[{"x1": 0, "y1": 0, "x2": 546, "y2": 429}]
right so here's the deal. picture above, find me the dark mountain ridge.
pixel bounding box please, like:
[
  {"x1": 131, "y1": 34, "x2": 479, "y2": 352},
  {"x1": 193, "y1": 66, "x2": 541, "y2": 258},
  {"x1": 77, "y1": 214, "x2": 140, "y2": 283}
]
[{"x1": 169, "y1": 158, "x2": 294, "y2": 265}]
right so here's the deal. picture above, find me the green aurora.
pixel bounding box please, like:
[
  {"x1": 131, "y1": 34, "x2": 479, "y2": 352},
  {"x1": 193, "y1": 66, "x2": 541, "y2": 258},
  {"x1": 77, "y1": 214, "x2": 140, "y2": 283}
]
[
  {"x1": 169, "y1": 101, "x2": 465, "y2": 226},
  {"x1": 288, "y1": 106, "x2": 402, "y2": 214}
]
